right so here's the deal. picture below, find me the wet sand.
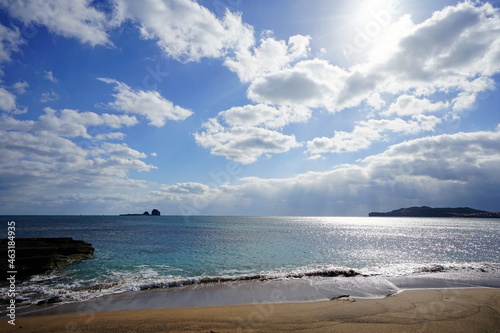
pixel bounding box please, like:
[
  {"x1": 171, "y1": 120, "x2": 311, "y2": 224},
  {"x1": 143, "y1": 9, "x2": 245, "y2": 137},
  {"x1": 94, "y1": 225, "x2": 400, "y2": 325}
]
[{"x1": 2, "y1": 288, "x2": 499, "y2": 332}]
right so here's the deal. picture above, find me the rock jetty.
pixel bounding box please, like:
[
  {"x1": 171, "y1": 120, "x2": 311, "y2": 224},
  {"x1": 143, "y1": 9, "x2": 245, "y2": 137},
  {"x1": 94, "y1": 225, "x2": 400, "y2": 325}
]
[{"x1": 0, "y1": 238, "x2": 95, "y2": 281}]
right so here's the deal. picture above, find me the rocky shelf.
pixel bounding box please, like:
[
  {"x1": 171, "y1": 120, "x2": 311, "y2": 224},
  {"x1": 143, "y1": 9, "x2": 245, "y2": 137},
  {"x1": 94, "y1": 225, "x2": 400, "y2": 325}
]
[{"x1": 1, "y1": 237, "x2": 95, "y2": 281}]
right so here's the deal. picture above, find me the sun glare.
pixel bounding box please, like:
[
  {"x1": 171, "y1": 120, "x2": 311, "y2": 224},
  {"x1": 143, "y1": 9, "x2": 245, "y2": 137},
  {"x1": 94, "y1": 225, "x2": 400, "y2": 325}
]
[{"x1": 338, "y1": 0, "x2": 407, "y2": 65}]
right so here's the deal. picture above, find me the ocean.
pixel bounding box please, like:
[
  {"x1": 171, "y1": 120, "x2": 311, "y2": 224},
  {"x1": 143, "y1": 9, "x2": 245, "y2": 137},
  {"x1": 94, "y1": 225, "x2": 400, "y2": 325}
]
[{"x1": 2, "y1": 215, "x2": 500, "y2": 314}]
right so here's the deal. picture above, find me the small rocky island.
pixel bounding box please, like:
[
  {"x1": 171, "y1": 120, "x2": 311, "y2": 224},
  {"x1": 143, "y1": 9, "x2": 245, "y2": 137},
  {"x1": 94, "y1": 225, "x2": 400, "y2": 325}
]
[
  {"x1": 369, "y1": 206, "x2": 500, "y2": 218},
  {"x1": 0, "y1": 238, "x2": 95, "y2": 281},
  {"x1": 120, "y1": 209, "x2": 161, "y2": 216}
]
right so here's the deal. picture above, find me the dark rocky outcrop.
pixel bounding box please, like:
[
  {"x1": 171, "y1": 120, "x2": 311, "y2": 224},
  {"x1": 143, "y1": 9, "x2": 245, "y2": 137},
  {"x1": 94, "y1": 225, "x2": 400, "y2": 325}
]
[
  {"x1": 0, "y1": 238, "x2": 94, "y2": 281},
  {"x1": 369, "y1": 206, "x2": 500, "y2": 218},
  {"x1": 120, "y1": 209, "x2": 161, "y2": 216}
]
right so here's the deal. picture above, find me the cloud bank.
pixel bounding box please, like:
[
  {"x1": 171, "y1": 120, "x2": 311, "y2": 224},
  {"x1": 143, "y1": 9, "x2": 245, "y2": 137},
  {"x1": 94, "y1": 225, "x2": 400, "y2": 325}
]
[{"x1": 161, "y1": 127, "x2": 500, "y2": 216}]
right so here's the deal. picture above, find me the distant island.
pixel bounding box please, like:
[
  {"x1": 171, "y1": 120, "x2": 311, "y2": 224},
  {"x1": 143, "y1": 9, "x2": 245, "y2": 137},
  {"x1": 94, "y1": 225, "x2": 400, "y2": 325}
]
[
  {"x1": 120, "y1": 209, "x2": 161, "y2": 216},
  {"x1": 369, "y1": 206, "x2": 500, "y2": 218}
]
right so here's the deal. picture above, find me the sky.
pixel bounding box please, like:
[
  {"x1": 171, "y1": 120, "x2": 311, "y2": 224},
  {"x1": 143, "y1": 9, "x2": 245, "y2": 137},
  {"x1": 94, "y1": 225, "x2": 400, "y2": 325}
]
[{"x1": 0, "y1": 0, "x2": 499, "y2": 216}]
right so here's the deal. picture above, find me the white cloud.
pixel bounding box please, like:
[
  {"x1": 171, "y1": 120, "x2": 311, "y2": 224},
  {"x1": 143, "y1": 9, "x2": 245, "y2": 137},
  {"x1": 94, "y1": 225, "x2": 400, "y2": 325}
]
[
  {"x1": 0, "y1": 107, "x2": 155, "y2": 211},
  {"x1": 243, "y1": 2, "x2": 500, "y2": 161},
  {"x1": 116, "y1": 0, "x2": 254, "y2": 62},
  {"x1": 44, "y1": 70, "x2": 58, "y2": 83},
  {"x1": 38, "y1": 107, "x2": 137, "y2": 138},
  {"x1": 0, "y1": 87, "x2": 26, "y2": 114},
  {"x1": 1, "y1": 0, "x2": 257, "y2": 62},
  {"x1": 0, "y1": 129, "x2": 154, "y2": 191},
  {"x1": 195, "y1": 104, "x2": 310, "y2": 163},
  {"x1": 167, "y1": 128, "x2": 500, "y2": 216},
  {"x1": 11, "y1": 81, "x2": 29, "y2": 94},
  {"x1": 366, "y1": 93, "x2": 385, "y2": 110},
  {"x1": 94, "y1": 132, "x2": 126, "y2": 141},
  {"x1": 382, "y1": 95, "x2": 449, "y2": 116},
  {"x1": 39, "y1": 90, "x2": 59, "y2": 103},
  {"x1": 162, "y1": 182, "x2": 211, "y2": 195},
  {"x1": 225, "y1": 34, "x2": 311, "y2": 82},
  {"x1": 0, "y1": 23, "x2": 23, "y2": 63},
  {"x1": 306, "y1": 115, "x2": 442, "y2": 156},
  {"x1": 361, "y1": 130, "x2": 500, "y2": 187},
  {"x1": 221, "y1": 104, "x2": 311, "y2": 129},
  {"x1": 247, "y1": 58, "x2": 347, "y2": 109},
  {"x1": 1, "y1": 107, "x2": 137, "y2": 138},
  {"x1": 0, "y1": 0, "x2": 112, "y2": 46},
  {"x1": 247, "y1": 2, "x2": 500, "y2": 113},
  {"x1": 194, "y1": 118, "x2": 302, "y2": 164},
  {"x1": 0, "y1": 88, "x2": 17, "y2": 112},
  {"x1": 98, "y1": 78, "x2": 193, "y2": 127}
]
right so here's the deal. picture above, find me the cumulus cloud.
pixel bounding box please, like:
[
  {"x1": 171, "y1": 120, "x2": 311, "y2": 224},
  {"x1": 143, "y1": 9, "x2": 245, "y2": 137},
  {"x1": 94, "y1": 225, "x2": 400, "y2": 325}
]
[
  {"x1": 247, "y1": 2, "x2": 500, "y2": 113},
  {"x1": 381, "y1": 95, "x2": 449, "y2": 116},
  {"x1": 241, "y1": 2, "x2": 500, "y2": 160},
  {"x1": 1, "y1": 0, "x2": 256, "y2": 62},
  {"x1": 361, "y1": 130, "x2": 500, "y2": 192},
  {"x1": 0, "y1": 87, "x2": 26, "y2": 114},
  {"x1": 43, "y1": 70, "x2": 58, "y2": 83},
  {"x1": 0, "y1": 107, "x2": 155, "y2": 212},
  {"x1": 0, "y1": 23, "x2": 24, "y2": 63},
  {"x1": 221, "y1": 104, "x2": 311, "y2": 129},
  {"x1": 11, "y1": 81, "x2": 29, "y2": 95},
  {"x1": 0, "y1": 129, "x2": 154, "y2": 191},
  {"x1": 306, "y1": 115, "x2": 442, "y2": 157},
  {"x1": 115, "y1": 0, "x2": 254, "y2": 62},
  {"x1": 39, "y1": 90, "x2": 59, "y2": 103},
  {"x1": 194, "y1": 118, "x2": 302, "y2": 164},
  {"x1": 225, "y1": 34, "x2": 311, "y2": 82},
  {"x1": 0, "y1": 0, "x2": 112, "y2": 46},
  {"x1": 98, "y1": 78, "x2": 193, "y2": 127},
  {"x1": 33, "y1": 107, "x2": 137, "y2": 138},
  {"x1": 195, "y1": 104, "x2": 310, "y2": 163},
  {"x1": 165, "y1": 128, "x2": 500, "y2": 216},
  {"x1": 0, "y1": 107, "x2": 137, "y2": 139},
  {"x1": 247, "y1": 58, "x2": 347, "y2": 108}
]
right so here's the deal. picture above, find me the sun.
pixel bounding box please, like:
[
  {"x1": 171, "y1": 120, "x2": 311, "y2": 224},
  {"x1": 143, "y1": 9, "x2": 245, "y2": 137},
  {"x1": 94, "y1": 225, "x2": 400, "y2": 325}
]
[
  {"x1": 351, "y1": 0, "x2": 402, "y2": 23},
  {"x1": 337, "y1": 0, "x2": 407, "y2": 65}
]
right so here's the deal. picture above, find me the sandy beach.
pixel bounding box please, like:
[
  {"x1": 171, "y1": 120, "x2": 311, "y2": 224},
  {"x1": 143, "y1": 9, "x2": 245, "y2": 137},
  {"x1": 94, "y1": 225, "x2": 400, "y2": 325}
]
[{"x1": 3, "y1": 288, "x2": 499, "y2": 333}]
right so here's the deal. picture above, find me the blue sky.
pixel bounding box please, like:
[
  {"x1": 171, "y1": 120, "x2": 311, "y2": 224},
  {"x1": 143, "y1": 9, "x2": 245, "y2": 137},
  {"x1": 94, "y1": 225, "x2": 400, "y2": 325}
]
[{"x1": 1, "y1": 0, "x2": 499, "y2": 215}]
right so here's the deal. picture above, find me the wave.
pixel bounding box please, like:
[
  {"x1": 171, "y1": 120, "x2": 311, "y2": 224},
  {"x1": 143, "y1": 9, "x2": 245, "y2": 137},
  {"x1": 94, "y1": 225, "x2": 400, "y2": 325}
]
[
  {"x1": 127, "y1": 268, "x2": 361, "y2": 291},
  {"x1": 2, "y1": 262, "x2": 499, "y2": 311}
]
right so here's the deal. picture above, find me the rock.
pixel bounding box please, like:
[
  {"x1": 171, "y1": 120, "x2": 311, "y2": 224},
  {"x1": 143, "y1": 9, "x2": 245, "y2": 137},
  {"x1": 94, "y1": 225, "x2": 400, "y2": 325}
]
[
  {"x1": 0, "y1": 238, "x2": 94, "y2": 281},
  {"x1": 330, "y1": 295, "x2": 350, "y2": 301},
  {"x1": 120, "y1": 209, "x2": 161, "y2": 216},
  {"x1": 37, "y1": 296, "x2": 63, "y2": 305}
]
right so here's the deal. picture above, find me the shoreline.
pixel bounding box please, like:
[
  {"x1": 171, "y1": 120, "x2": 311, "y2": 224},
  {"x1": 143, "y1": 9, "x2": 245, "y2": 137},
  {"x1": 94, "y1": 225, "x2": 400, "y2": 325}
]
[
  {"x1": 2, "y1": 288, "x2": 499, "y2": 332},
  {"x1": 9, "y1": 271, "x2": 500, "y2": 319},
  {"x1": 13, "y1": 271, "x2": 500, "y2": 318}
]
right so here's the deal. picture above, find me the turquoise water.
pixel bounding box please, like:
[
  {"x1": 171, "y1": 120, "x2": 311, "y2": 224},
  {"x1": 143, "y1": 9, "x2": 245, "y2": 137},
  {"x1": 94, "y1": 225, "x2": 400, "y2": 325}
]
[{"x1": 2, "y1": 215, "x2": 500, "y2": 308}]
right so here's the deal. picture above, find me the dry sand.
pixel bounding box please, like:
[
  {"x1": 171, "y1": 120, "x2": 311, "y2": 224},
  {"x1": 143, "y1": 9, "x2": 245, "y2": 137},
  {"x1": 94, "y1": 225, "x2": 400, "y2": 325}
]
[{"x1": 2, "y1": 288, "x2": 499, "y2": 332}]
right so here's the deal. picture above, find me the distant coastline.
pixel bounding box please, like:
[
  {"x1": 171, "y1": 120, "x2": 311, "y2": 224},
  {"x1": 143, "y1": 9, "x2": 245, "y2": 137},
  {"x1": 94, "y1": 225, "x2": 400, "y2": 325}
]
[{"x1": 369, "y1": 206, "x2": 500, "y2": 218}]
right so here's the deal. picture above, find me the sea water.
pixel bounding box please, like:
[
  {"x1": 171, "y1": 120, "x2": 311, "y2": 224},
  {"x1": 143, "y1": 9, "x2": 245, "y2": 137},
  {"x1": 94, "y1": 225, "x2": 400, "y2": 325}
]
[{"x1": 1, "y1": 215, "x2": 499, "y2": 313}]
